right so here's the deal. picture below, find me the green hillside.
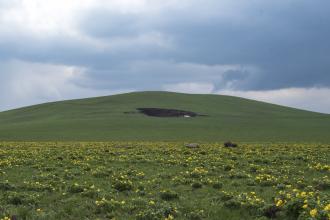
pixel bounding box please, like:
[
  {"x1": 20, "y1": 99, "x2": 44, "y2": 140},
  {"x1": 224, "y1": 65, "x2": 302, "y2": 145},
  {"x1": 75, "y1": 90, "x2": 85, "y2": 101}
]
[{"x1": 0, "y1": 91, "x2": 329, "y2": 142}]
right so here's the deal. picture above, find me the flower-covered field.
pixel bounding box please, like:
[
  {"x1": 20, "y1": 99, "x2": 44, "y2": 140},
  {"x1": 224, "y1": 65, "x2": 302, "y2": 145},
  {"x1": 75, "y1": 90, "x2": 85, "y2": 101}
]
[{"x1": 0, "y1": 142, "x2": 329, "y2": 220}]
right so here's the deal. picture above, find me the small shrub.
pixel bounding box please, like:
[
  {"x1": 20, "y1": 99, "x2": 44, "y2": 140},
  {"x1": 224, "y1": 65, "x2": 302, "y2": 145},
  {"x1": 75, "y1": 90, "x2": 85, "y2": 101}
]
[
  {"x1": 192, "y1": 182, "x2": 203, "y2": 189},
  {"x1": 5, "y1": 192, "x2": 39, "y2": 205},
  {"x1": 212, "y1": 182, "x2": 223, "y2": 189},
  {"x1": 92, "y1": 169, "x2": 111, "y2": 178},
  {"x1": 250, "y1": 166, "x2": 258, "y2": 173},
  {"x1": 224, "y1": 165, "x2": 233, "y2": 171},
  {"x1": 160, "y1": 190, "x2": 179, "y2": 201},
  {"x1": 185, "y1": 210, "x2": 205, "y2": 220},
  {"x1": 261, "y1": 204, "x2": 280, "y2": 218},
  {"x1": 95, "y1": 198, "x2": 123, "y2": 214},
  {"x1": 284, "y1": 199, "x2": 304, "y2": 218},
  {"x1": 0, "y1": 181, "x2": 15, "y2": 191},
  {"x1": 224, "y1": 199, "x2": 241, "y2": 209},
  {"x1": 136, "y1": 210, "x2": 163, "y2": 220},
  {"x1": 113, "y1": 180, "x2": 133, "y2": 192},
  {"x1": 68, "y1": 183, "x2": 84, "y2": 193},
  {"x1": 218, "y1": 191, "x2": 234, "y2": 202},
  {"x1": 314, "y1": 179, "x2": 330, "y2": 190}
]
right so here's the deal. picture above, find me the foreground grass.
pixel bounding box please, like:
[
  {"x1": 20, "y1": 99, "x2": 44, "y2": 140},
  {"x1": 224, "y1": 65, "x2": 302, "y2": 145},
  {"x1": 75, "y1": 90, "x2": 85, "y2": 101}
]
[{"x1": 0, "y1": 142, "x2": 329, "y2": 220}]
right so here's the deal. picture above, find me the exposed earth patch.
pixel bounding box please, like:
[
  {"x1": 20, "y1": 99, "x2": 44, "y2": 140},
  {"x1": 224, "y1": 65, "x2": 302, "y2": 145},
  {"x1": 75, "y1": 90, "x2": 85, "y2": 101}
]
[{"x1": 136, "y1": 108, "x2": 206, "y2": 118}]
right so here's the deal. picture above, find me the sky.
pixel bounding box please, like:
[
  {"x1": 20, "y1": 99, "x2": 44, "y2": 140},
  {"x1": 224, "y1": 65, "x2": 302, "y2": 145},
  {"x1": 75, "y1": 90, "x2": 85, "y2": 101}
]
[{"x1": 0, "y1": 0, "x2": 330, "y2": 113}]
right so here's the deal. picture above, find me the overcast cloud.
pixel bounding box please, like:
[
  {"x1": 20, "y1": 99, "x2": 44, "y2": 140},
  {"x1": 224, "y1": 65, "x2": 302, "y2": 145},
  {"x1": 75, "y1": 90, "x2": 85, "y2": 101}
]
[{"x1": 0, "y1": 0, "x2": 329, "y2": 113}]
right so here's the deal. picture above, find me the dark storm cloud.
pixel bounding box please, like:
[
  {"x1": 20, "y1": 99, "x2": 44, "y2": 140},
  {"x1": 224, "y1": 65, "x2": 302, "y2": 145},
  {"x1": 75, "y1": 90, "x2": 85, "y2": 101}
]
[
  {"x1": 73, "y1": 0, "x2": 330, "y2": 90},
  {"x1": 0, "y1": 0, "x2": 330, "y2": 92},
  {"x1": 156, "y1": 0, "x2": 330, "y2": 90}
]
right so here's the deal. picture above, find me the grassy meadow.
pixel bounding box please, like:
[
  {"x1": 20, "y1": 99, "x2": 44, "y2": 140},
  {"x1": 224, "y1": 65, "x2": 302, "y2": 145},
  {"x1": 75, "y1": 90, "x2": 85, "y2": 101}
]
[
  {"x1": 0, "y1": 92, "x2": 329, "y2": 219},
  {"x1": 0, "y1": 142, "x2": 329, "y2": 220}
]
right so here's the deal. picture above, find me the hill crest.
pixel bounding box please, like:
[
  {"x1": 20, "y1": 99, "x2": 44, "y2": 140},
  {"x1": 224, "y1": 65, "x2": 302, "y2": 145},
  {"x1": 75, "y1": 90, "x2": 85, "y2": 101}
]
[{"x1": 0, "y1": 91, "x2": 329, "y2": 142}]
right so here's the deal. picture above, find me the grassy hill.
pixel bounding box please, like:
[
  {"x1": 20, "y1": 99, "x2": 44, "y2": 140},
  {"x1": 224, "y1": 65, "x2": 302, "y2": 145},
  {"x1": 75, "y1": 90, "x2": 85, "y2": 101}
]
[{"x1": 0, "y1": 91, "x2": 329, "y2": 142}]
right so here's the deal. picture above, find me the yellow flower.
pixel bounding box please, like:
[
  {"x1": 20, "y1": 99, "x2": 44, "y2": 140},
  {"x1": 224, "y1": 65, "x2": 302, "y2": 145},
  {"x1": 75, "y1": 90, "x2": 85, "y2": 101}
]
[
  {"x1": 165, "y1": 214, "x2": 174, "y2": 220},
  {"x1": 324, "y1": 203, "x2": 330, "y2": 211},
  {"x1": 36, "y1": 208, "x2": 42, "y2": 212},
  {"x1": 302, "y1": 204, "x2": 308, "y2": 209},
  {"x1": 310, "y1": 208, "x2": 317, "y2": 218},
  {"x1": 276, "y1": 199, "x2": 283, "y2": 207}
]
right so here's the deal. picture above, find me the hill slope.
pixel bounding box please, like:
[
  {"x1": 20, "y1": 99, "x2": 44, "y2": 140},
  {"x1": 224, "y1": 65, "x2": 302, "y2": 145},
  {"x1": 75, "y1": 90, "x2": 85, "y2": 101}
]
[{"x1": 0, "y1": 91, "x2": 329, "y2": 142}]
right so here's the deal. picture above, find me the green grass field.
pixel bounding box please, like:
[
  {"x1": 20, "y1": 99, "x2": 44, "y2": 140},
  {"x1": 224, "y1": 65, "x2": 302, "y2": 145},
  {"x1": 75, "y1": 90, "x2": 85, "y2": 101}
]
[
  {"x1": 0, "y1": 93, "x2": 329, "y2": 219},
  {"x1": 0, "y1": 142, "x2": 329, "y2": 220},
  {"x1": 0, "y1": 91, "x2": 329, "y2": 142}
]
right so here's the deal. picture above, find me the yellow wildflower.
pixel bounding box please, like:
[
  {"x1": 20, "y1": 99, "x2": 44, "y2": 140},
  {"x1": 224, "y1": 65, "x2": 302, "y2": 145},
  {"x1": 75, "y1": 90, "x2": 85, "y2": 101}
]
[
  {"x1": 165, "y1": 214, "x2": 174, "y2": 220},
  {"x1": 276, "y1": 199, "x2": 283, "y2": 207},
  {"x1": 310, "y1": 209, "x2": 317, "y2": 218}
]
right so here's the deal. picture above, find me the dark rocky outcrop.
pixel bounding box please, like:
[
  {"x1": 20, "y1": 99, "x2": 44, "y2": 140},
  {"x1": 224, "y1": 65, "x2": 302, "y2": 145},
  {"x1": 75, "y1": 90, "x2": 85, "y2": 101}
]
[
  {"x1": 137, "y1": 108, "x2": 205, "y2": 118},
  {"x1": 224, "y1": 141, "x2": 238, "y2": 148}
]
